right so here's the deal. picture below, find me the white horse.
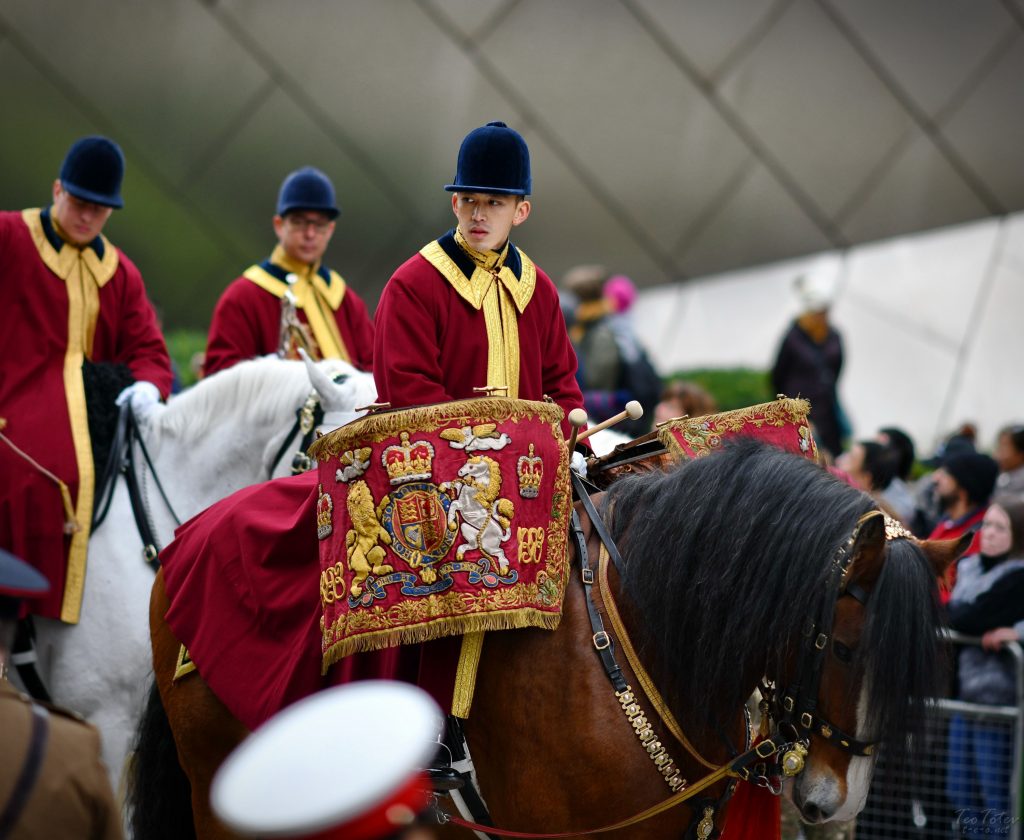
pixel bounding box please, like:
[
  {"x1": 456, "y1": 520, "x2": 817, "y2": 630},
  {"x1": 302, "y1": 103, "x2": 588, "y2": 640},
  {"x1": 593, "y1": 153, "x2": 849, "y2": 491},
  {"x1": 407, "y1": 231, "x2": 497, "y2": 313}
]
[{"x1": 19, "y1": 356, "x2": 377, "y2": 790}]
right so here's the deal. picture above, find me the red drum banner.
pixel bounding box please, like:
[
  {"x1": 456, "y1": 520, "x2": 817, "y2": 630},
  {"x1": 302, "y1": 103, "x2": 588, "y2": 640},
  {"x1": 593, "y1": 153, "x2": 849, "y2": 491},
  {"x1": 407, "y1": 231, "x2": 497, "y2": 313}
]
[
  {"x1": 657, "y1": 396, "x2": 817, "y2": 462},
  {"x1": 308, "y1": 398, "x2": 571, "y2": 671}
]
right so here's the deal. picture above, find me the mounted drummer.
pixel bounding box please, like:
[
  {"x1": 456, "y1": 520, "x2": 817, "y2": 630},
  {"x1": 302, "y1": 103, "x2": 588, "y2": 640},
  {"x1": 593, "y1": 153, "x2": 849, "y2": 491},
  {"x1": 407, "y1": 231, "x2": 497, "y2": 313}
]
[
  {"x1": 203, "y1": 166, "x2": 375, "y2": 377},
  {"x1": 0, "y1": 136, "x2": 173, "y2": 625},
  {"x1": 373, "y1": 121, "x2": 585, "y2": 439}
]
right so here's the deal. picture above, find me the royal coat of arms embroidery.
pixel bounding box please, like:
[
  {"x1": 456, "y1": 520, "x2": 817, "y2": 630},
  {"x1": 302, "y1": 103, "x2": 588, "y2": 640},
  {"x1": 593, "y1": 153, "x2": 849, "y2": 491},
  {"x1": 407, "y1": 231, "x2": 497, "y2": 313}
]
[{"x1": 309, "y1": 398, "x2": 570, "y2": 668}]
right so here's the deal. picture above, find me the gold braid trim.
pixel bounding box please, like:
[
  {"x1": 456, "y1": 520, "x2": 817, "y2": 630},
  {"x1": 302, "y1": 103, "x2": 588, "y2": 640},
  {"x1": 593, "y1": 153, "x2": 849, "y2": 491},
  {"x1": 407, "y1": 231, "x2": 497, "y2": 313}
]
[
  {"x1": 309, "y1": 397, "x2": 564, "y2": 460},
  {"x1": 418, "y1": 235, "x2": 536, "y2": 399},
  {"x1": 657, "y1": 396, "x2": 812, "y2": 460},
  {"x1": 599, "y1": 544, "x2": 719, "y2": 771},
  {"x1": 244, "y1": 244, "x2": 349, "y2": 361},
  {"x1": 22, "y1": 209, "x2": 118, "y2": 623}
]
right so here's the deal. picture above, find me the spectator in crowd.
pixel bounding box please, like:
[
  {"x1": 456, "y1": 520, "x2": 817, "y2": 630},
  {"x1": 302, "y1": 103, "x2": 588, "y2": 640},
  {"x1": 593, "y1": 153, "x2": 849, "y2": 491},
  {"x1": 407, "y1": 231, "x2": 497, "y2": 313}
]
[
  {"x1": 203, "y1": 166, "x2": 374, "y2": 377},
  {"x1": 563, "y1": 265, "x2": 660, "y2": 435},
  {"x1": 994, "y1": 424, "x2": 1024, "y2": 497},
  {"x1": 836, "y1": 440, "x2": 902, "y2": 520},
  {"x1": 565, "y1": 264, "x2": 626, "y2": 420},
  {"x1": 929, "y1": 451, "x2": 999, "y2": 599},
  {"x1": 912, "y1": 432, "x2": 978, "y2": 538},
  {"x1": 770, "y1": 272, "x2": 846, "y2": 458},
  {"x1": 653, "y1": 380, "x2": 718, "y2": 425},
  {"x1": 946, "y1": 496, "x2": 1024, "y2": 838},
  {"x1": 877, "y1": 426, "x2": 917, "y2": 524}
]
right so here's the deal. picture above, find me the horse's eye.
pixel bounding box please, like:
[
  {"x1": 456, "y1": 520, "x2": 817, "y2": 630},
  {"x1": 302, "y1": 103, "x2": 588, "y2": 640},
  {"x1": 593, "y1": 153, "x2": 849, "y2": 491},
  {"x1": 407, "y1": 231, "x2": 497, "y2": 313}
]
[
  {"x1": 833, "y1": 641, "x2": 853, "y2": 663},
  {"x1": 331, "y1": 373, "x2": 349, "y2": 385}
]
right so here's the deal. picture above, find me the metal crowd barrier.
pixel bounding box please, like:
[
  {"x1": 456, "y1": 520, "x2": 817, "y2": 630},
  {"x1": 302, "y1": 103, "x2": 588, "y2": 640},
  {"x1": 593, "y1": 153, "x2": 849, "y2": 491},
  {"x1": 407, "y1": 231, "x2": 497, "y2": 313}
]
[{"x1": 855, "y1": 632, "x2": 1023, "y2": 839}]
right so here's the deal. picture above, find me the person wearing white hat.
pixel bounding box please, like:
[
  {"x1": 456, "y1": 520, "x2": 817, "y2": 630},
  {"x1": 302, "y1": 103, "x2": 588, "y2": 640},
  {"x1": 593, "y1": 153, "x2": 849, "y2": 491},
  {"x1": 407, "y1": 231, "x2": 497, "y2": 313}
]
[
  {"x1": 770, "y1": 266, "x2": 847, "y2": 458},
  {"x1": 212, "y1": 681, "x2": 442, "y2": 840}
]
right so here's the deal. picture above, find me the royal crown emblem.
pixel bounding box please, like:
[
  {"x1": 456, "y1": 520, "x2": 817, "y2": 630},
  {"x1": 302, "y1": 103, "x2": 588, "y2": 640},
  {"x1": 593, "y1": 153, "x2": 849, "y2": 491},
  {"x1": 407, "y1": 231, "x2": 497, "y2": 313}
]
[
  {"x1": 517, "y1": 443, "x2": 543, "y2": 498},
  {"x1": 382, "y1": 432, "x2": 435, "y2": 485},
  {"x1": 316, "y1": 483, "x2": 334, "y2": 540}
]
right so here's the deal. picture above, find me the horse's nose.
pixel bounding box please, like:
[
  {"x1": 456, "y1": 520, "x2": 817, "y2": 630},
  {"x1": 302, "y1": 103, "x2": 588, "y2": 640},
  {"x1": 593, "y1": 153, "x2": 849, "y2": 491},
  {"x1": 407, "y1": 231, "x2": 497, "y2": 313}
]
[{"x1": 794, "y1": 783, "x2": 836, "y2": 824}]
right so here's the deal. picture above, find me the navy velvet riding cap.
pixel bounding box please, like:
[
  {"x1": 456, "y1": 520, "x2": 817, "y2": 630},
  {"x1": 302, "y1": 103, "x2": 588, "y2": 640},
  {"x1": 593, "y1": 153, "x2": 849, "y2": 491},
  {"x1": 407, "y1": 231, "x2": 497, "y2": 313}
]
[
  {"x1": 445, "y1": 121, "x2": 532, "y2": 196},
  {"x1": 277, "y1": 166, "x2": 340, "y2": 219},
  {"x1": 0, "y1": 548, "x2": 49, "y2": 620},
  {"x1": 59, "y1": 136, "x2": 126, "y2": 209}
]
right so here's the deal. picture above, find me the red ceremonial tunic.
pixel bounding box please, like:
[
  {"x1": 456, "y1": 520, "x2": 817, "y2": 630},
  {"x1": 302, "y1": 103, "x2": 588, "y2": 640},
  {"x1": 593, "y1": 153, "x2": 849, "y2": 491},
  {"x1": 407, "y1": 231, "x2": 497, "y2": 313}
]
[
  {"x1": 373, "y1": 230, "x2": 583, "y2": 436},
  {"x1": 203, "y1": 246, "x2": 374, "y2": 376},
  {"x1": 0, "y1": 208, "x2": 172, "y2": 621},
  {"x1": 161, "y1": 230, "x2": 584, "y2": 729}
]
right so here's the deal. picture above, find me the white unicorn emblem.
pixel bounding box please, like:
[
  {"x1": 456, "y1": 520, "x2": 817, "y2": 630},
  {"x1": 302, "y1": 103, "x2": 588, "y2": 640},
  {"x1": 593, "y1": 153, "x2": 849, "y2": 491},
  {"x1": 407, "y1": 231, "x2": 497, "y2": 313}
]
[{"x1": 444, "y1": 456, "x2": 515, "y2": 574}]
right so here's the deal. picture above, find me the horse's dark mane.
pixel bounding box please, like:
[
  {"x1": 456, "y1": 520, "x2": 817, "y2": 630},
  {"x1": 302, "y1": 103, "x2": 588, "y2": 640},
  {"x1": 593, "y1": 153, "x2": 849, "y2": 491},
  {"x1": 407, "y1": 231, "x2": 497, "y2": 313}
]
[
  {"x1": 606, "y1": 439, "x2": 871, "y2": 719},
  {"x1": 856, "y1": 537, "x2": 947, "y2": 759}
]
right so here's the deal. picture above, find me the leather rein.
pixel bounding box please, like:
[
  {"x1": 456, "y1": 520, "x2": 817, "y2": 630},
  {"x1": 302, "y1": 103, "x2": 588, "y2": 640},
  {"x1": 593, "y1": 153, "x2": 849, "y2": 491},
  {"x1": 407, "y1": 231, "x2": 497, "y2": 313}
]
[
  {"x1": 92, "y1": 403, "x2": 180, "y2": 572},
  {"x1": 439, "y1": 477, "x2": 884, "y2": 838}
]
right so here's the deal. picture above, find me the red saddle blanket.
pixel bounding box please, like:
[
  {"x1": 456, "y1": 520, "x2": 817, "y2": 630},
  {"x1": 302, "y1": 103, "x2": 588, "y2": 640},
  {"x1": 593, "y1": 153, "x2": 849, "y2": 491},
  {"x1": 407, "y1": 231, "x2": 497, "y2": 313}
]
[{"x1": 162, "y1": 472, "x2": 447, "y2": 731}]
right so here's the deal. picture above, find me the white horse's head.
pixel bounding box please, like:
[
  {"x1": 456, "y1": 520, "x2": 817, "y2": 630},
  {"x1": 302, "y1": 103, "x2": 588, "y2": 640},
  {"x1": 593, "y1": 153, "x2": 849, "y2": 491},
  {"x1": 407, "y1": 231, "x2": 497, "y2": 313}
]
[
  {"x1": 300, "y1": 351, "x2": 378, "y2": 433},
  {"x1": 141, "y1": 356, "x2": 376, "y2": 504}
]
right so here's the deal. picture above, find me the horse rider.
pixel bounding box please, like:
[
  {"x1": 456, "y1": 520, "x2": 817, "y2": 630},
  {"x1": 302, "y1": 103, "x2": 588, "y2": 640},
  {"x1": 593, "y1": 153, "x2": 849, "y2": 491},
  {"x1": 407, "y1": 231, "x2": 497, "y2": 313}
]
[
  {"x1": 373, "y1": 121, "x2": 585, "y2": 441},
  {"x1": 203, "y1": 166, "x2": 375, "y2": 377},
  {"x1": 212, "y1": 681, "x2": 440, "y2": 839},
  {"x1": 0, "y1": 548, "x2": 123, "y2": 839},
  {"x1": 0, "y1": 136, "x2": 173, "y2": 625}
]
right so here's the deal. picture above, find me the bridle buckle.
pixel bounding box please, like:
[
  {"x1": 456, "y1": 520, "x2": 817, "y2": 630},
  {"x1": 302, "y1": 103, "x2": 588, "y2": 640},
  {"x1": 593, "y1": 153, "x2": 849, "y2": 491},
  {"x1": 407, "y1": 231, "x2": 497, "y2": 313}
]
[{"x1": 592, "y1": 631, "x2": 611, "y2": 650}]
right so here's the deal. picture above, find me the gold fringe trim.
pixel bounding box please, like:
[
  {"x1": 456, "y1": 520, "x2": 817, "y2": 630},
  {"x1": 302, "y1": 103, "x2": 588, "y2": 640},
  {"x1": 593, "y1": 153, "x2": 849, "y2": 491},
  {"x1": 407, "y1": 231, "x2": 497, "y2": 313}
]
[
  {"x1": 310, "y1": 396, "x2": 564, "y2": 461},
  {"x1": 657, "y1": 396, "x2": 812, "y2": 460},
  {"x1": 321, "y1": 608, "x2": 561, "y2": 674}
]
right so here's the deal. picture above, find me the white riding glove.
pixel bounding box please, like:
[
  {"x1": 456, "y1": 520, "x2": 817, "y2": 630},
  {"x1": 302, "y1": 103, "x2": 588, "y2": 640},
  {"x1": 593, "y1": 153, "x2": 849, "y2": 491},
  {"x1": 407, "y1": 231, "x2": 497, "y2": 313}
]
[
  {"x1": 115, "y1": 380, "x2": 161, "y2": 410},
  {"x1": 571, "y1": 451, "x2": 589, "y2": 478}
]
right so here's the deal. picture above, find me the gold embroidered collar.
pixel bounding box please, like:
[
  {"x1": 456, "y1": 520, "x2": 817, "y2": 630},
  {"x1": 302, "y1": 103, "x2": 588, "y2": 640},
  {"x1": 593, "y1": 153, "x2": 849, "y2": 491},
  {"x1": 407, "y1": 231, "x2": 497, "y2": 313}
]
[
  {"x1": 419, "y1": 229, "x2": 536, "y2": 314},
  {"x1": 22, "y1": 208, "x2": 118, "y2": 287}
]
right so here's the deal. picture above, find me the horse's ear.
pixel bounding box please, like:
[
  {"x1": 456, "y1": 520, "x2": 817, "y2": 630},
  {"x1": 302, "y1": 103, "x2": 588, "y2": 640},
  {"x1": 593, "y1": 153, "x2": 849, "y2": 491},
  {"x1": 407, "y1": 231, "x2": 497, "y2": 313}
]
[
  {"x1": 299, "y1": 349, "x2": 351, "y2": 414},
  {"x1": 917, "y1": 530, "x2": 974, "y2": 579},
  {"x1": 844, "y1": 512, "x2": 887, "y2": 588}
]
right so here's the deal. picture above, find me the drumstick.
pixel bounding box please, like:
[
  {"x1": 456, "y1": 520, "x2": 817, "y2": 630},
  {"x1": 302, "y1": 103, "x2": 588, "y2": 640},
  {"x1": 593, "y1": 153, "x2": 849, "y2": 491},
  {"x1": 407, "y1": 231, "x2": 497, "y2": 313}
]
[
  {"x1": 575, "y1": 401, "x2": 643, "y2": 443},
  {"x1": 566, "y1": 408, "x2": 588, "y2": 452}
]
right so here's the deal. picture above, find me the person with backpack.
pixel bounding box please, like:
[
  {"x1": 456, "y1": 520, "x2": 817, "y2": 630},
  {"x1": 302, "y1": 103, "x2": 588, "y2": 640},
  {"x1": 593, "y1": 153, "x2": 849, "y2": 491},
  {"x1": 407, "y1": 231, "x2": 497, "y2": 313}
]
[{"x1": 563, "y1": 266, "x2": 660, "y2": 437}]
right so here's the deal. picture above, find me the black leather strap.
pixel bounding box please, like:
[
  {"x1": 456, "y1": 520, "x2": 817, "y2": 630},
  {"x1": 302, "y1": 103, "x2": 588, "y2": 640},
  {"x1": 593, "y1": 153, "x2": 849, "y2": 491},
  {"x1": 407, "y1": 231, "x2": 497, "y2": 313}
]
[
  {"x1": 11, "y1": 620, "x2": 50, "y2": 703},
  {"x1": 571, "y1": 472, "x2": 626, "y2": 575},
  {"x1": 0, "y1": 703, "x2": 49, "y2": 840},
  {"x1": 92, "y1": 403, "x2": 131, "y2": 530},
  {"x1": 570, "y1": 509, "x2": 628, "y2": 694}
]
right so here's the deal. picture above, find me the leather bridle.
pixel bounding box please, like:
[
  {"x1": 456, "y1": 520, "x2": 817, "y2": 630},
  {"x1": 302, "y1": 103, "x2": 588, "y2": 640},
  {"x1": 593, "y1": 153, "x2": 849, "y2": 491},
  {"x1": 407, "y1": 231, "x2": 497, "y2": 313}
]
[{"x1": 770, "y1": 510, "x2": 882, "y2": 772}]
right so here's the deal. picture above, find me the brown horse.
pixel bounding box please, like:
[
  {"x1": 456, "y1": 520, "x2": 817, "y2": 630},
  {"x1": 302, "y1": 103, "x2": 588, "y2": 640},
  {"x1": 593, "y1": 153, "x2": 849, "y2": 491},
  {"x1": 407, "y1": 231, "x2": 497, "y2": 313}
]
[{"x1": 130, "y1": 440, "x2": 965, "y2": 839}]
